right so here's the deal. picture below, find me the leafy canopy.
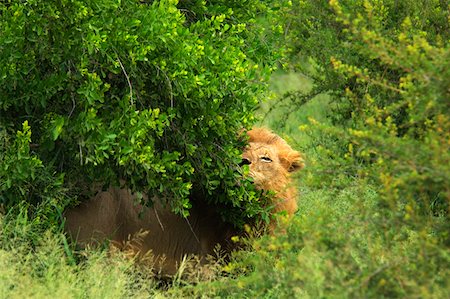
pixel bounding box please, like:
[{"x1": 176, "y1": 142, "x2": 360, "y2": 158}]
[{"x1": 0, "y1": 0, "x2": 284, "y2": 222}]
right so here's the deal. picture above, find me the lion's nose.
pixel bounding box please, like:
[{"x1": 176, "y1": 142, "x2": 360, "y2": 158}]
[{"x1": 239, "y1": 158, "x2": 251, "y2": 166}]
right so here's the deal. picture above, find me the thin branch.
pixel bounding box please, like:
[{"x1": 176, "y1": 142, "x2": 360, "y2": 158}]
[
  {"x1": 153, "y1": 205, "x2": 164, "y2": 232},
  {"x1": 360, "y1": 263, "x2": 394, "y2": 289},
  {"x1": 79, "y1": 143, "x2": 83, "y2": 165},
  {"x1": 117, "y1": 57, "x2": 134, "y2": 106},
  {"x1": 68, "y1": 92, "x2": 76, "y2": 118},
  {"x1": 262, "y1": 87, "x2": 327, "y2": 126},
  {"x1": 156, "y1": 65, "x2": 174, "y2": 108},
  {"x1": 185, "y1": 218, "x2": 200, "y2": 244}
]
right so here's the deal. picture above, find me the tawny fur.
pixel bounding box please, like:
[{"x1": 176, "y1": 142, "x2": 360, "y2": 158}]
[
  {"x1": 64, "y1": 127, "x2": 303, "y2": 275},
  {"x1": 245, "y1": 128, "x2": 304, "y2": 219}
]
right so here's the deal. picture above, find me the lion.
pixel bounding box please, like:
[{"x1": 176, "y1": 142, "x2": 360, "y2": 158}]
[
  {"x1": 244, "y1": 128, "x2": 304, "y2": 227},
  {"x1": 64, "y1": 127, "x2": 303, "y2": 275}
]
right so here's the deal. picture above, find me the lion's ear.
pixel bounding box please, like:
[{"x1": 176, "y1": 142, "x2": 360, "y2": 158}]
[{"x1": 280, "y1": 151, "x2": 304, "y2": 172}]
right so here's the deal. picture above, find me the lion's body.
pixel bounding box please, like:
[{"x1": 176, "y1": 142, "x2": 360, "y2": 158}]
[
  {"x1": 64, "y1": 128, "x2": 303, "y2": 275},
  {"x1": 64, "y1": 188, "x2": 233, "y2": 274}
]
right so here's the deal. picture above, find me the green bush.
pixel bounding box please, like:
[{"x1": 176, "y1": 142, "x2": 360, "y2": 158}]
[
  {"x1": 0, "y1": 0, "x2": 284, "y2": 221},
  {"x1": 280, "y1": 0, "x2": 449, "y2": 232},
  {"x1": 1, "y1": 122, "x2": 43, "y2": 207},
  {"x1": 0, "y1": 122, "x2": 69, "y2": 233}
]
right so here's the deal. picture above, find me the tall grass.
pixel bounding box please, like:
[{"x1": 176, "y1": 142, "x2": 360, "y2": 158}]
[{"x1": 0, "y1": 208, "x2": 161, "y2": 299}]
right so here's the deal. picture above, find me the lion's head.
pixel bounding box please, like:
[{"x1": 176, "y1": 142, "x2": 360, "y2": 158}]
[{"x1": 243, "y1": 127, "x2": 304, "y2": 219}]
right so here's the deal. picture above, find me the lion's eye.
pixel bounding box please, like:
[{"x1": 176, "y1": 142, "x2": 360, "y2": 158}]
[{"x1": 260, "y1": 156, "x2": 272, "y2": 163}]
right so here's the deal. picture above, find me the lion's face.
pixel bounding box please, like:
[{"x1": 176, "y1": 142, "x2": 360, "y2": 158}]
[
  {"x1": 242, "y1": 141, "x2": 285, "y2": 187},
  {"x1": 243, "y1": 128, "x2": 304, "y2": 187}
]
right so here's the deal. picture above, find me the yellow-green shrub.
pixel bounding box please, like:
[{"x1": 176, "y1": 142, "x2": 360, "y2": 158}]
[{"x1": 281, "y1": 0, "x2": 449, "y2": 234}]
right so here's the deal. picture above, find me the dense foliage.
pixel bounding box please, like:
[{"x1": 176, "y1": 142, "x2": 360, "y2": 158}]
[
  {"x1": 279, "y1": 0, "x2": 449, "y2": 231},
  {"x1": 0, "y1": 0, "x2": 284, "y2": 221}
]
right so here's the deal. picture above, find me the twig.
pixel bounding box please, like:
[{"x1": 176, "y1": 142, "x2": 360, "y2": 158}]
[
  {"x1": 68, "y1": 93, "x2": 76, "y2": 118},
  {"x1": 156, "y1": 65, "x2": 174, "y2": 108},
  {"x1": 79, "y1": 143, "x2": 83, "y2": 165},
  {"x1": 153, "y1": 205, "x2": 164, "y2": 232},
  {"x1": 185, "y1": 218, "x2": 200, "y2": 244},
  {"x1": 262, "y1": 87, "x2": 326, "y2": 127},
  {"x1": 117, "y1": 57, "x2": 134, "y2": 106},
  {"x1": 360, "y1": 263, "x2": 393, "y2": 289}
]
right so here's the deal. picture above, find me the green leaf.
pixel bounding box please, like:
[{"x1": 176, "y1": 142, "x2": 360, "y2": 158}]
[{"x1": 51, "y1": 117, "x2": 65, "y2": 141}]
